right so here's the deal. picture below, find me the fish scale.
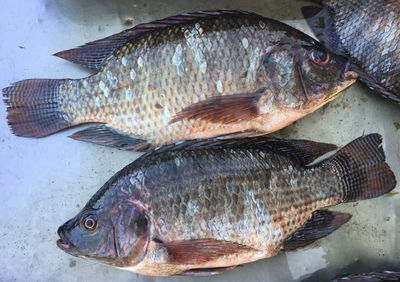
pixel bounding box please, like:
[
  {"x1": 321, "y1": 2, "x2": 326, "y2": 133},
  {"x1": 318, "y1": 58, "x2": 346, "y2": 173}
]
[{"x1": 136, "y1": 147, "x2": 337, "y2": 250}]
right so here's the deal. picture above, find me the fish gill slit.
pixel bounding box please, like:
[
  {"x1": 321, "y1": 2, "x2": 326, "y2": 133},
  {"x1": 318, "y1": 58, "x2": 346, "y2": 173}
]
[
  {"x1": 112, "y1": 226, "x2": 119, "y2": 258},
  {"x1": 296, "y1": 62, "x2": 309, "y2": 101}
]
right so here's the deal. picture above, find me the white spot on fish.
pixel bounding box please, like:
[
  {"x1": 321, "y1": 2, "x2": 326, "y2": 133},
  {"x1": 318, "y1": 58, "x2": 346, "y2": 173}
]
[
  {"x1": 172, "y1": 44, "x2": 184, "y2": 76},
  {"x1": 177, "y1": 64, "x2": 184, "y2": 75},
  {"x1": 106, "y1": 71, "x2": 118, "y2": 88},
  {"x1": 130, "y1": 69, "x2": 137, "y2": 80},
  {"x1": 137, "y1": 57, "x2": 144, "y2": 67},
  {"x1": 259, "y1": 20, "x2": 266, "y2": 29},
  {"x1": 103, "y1": 87, "x2": 109, "y2": 97},
  {"x1": 99, "y1": 81, "x2": 105, "y2": 90},
  {"x1": 95, "y1": 97, "x2": 101, "y2": 107},
  {"x1": 199, "y1": 61, "x2": 207, "y2": 74},
  {"x1": 216, "y1": 80, "x2": 223, "y2": 93},
  {"x1": 121, "y1": 57, "x2": 128, "y2": 66},
  {"x1": 242, "y1": 38, "x2": 249, "y2": 49},
  {"x1": 125, "y1": 88, "x2": 133, "y2": 100},
  {"x1": 162, "y1": 108, "x2": 171, "y2": 125}
]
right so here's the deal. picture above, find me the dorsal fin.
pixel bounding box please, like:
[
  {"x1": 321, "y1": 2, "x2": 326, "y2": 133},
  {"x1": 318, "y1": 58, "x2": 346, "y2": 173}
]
[
  {"x1": 54, "y1": 10, "x2": 259, "y2": 71},
  {"x1": 150, "y1": 136, "x2": 337, "y2": 166}
]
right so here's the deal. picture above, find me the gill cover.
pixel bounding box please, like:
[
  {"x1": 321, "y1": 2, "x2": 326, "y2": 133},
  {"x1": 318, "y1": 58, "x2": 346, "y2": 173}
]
[{"x1": 112, "y1": 202, "x2": 150, "y2": 267}]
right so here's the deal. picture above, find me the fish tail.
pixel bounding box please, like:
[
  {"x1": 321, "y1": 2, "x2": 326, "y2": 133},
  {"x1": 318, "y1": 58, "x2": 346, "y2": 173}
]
[
  {"x1": 327, "y1": 134, "x2": 396, "y2": 202},
  {"x1": 3, "y1": 78, "x2": 75, "y2": 137}
]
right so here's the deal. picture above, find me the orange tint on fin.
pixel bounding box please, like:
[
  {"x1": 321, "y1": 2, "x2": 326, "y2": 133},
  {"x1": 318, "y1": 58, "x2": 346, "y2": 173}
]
[
  {"x1": 161, "y1": 239, "x2": 254, "y2": 265},
  {"x1": 170, "y1": 90, "x2": 266, "y2": 124}
]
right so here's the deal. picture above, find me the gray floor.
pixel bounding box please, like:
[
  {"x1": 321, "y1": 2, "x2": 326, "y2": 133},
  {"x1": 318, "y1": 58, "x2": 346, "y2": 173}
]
[{"x1": 0, "y1": 0, "x2": 399, "y2": 281}]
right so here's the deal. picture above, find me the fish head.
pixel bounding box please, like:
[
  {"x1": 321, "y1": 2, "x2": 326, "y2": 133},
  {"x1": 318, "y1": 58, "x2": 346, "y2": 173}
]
[
  {"x1": 57, "y1": 195, "x2": 149, "y2": 267},
  {"x1": 261, "y1": 40, "x2": 358, "y2": 112}
]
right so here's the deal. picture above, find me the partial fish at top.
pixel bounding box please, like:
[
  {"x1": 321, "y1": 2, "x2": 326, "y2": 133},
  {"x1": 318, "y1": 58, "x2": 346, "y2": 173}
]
[
  {"x1": 3, "y1": 10, "x2": 357, "y2": 150},
  {"x1": 302, "y1": 0, "x2": 400, "y2": 103}
]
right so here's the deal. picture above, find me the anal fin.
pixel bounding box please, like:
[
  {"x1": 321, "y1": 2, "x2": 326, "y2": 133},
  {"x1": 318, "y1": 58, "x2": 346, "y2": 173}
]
[
  {"x1": 282, "y1": 210, "x2": 352, "y2": 251},
  {"x1": 69, "y1": 125, "x2": 150, "y2": 151}
]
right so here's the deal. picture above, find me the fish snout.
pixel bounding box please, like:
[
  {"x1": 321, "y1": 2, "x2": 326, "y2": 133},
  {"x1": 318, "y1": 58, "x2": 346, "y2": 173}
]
[{"x1": 56, "y1": 225, "x2": 74, "y2": 250}]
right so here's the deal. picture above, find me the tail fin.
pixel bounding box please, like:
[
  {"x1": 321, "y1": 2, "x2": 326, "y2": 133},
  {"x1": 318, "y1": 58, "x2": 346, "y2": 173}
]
[
  {"x1": 326, "y1": 134, "x2": 396, "y2": 202},
  {"x1": 3, "y1": 79, "x2": 73, "y2": 137}
]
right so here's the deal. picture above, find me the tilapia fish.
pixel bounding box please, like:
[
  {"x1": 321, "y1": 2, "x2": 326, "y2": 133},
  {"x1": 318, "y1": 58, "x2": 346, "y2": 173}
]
[
  {"x1": 57, "y1": 134, "x2": 396, "y2": 276},
  {"x1": 302, "y1": 0, "x2": 400, "y2": 103},
  {"x1": 334, "y1": 271, "x2": 400, "y2": 281},
  {"x1": 3, "y1": 10, "x2": 357, "y2": 150}
]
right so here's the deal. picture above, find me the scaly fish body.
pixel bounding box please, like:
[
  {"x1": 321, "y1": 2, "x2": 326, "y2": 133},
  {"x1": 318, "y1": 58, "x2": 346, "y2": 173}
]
[
  {"x1": 4, "y1": 11, "x2": 357, "y2": 150},
  {"x1": 302, "y1": 0, "x2": 400, "y2": 103},
  {"x1": 334, "y1": 271, "x2": 400, "y2": 281},
  {"x1": 57, "y1": 134, "x2": 396, "y2": 276}
]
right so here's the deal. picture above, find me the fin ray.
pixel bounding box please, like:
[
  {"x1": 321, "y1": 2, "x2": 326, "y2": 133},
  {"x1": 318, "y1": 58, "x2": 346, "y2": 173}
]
[
  {"x1": 159, "y1": 239, "x2": 254, "y2": 265},
  {"x1": 3, "y1": 79, "x2": 72, "y2": 137}
]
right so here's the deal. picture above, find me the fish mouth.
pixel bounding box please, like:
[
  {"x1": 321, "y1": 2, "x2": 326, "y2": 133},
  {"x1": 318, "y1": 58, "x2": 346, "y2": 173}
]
[
  {"x1": 343, "y1": 59, "x2": 359, "y2": 81},
  {"x1": 56, "y1": 226, "x2": 74, "y2": 251}
]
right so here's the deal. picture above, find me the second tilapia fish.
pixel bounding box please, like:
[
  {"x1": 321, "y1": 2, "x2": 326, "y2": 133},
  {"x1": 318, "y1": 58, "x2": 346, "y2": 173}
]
[
  {"x1": 56, "y1": 134, "x2": 396, "y2": 276},
  {"x1": 3, "y1": 10, "x2": 357, "y2": 150}
]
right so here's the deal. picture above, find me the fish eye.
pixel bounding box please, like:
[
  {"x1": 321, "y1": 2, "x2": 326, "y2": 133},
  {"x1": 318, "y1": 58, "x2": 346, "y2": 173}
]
[
  {"x1": 310, "y1": 50, "x2": 330, "y2": 66},
  {"x1": 82, "y1": 214, "x2": 98, "y2": 231}
]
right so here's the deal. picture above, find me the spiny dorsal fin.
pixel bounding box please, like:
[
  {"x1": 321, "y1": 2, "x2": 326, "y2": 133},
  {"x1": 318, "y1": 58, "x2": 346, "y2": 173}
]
[
  {"x1": 54, "y1": 10, "x2": 259, "y2": 71},
  {"x1": 153, "y1": 136, "x2": 337, "y2": 166}
]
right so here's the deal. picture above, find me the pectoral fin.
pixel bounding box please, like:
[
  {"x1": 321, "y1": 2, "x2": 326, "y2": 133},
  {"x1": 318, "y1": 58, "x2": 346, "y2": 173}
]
[
  {"x1": 69, "y1": 125, "x2": 150, "y2": 151},
  {"x1": 282, "y1": 210, "x2": 352, "y2": 251},
  {"x1": 170, "y1": 89, "x2": 266, "y2": 124},
  {"x1": 159, "y1": 239, "x2": 254, "y2": 265}
]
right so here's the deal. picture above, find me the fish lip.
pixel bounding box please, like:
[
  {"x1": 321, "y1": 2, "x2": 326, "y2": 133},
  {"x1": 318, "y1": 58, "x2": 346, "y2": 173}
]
[
  {"x1": 343, "y1": 59, "x2": 359, "y2": 81},
  {"x1": 56, "y1": 226, "x2": 74, "y2": 250}
]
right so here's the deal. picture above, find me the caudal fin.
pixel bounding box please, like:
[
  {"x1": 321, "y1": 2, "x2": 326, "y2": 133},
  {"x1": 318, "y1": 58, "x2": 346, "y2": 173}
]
[
  {"x1": 327, "y1": 134, "x2": 396, "y2": 202},
  {"x1": 3, "y1": 79, "x2": 73, "y2": 137}
]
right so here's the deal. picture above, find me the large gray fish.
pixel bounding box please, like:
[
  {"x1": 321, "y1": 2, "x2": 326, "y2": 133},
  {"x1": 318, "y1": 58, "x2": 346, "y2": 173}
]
[
  {"x1": 302, "y1": 0, "x2": 400, "y2": 103},
  {"x1": 3, "y1": 10, "x2": 357, "y2": 151},
  {"x1": 57, "y1": 134, "x2": 396, "y2": 276}
]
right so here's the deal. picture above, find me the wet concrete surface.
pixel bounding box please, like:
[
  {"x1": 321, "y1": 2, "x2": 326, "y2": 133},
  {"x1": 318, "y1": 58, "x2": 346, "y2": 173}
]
[{"x1": 0, "y1": 0, "x2": 399, "y2": 281}]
